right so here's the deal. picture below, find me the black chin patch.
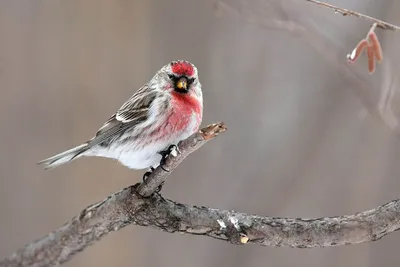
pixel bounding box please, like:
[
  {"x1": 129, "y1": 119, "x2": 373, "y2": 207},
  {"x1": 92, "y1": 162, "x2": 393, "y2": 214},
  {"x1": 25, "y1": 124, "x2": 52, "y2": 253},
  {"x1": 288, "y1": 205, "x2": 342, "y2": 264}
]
[
  {"x1": 174, "y1": 88, "x2": 189, "y2": 94},
  {"x1": 169, "y1": 74, "x2": 194, "y2": 94}
]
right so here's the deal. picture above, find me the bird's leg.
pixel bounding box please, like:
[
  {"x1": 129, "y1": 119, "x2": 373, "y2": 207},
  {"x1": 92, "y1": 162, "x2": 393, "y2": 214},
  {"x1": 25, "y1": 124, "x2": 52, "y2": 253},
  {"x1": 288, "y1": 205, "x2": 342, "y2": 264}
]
[
  {"x1": 158, "y1": 144, "x2": 180, "y2": 167},
  {"x1": 149, "y1": 145, "x2": 180, "y2": 193}
]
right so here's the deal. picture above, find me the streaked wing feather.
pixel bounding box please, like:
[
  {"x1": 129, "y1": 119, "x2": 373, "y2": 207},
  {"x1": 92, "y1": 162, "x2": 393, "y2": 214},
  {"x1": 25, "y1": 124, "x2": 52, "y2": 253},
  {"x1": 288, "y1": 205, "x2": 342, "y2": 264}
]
[
  {"x1": 86, "y1": 84, "x2": 157, "y2": 148},
  {"x1": 116, "y1": 86, "x2": 157, "y2": 122}
]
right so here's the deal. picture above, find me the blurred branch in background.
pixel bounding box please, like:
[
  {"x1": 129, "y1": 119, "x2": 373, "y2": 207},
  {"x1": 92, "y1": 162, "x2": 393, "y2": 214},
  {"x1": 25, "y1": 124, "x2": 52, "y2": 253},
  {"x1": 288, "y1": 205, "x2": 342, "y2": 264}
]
[
  {"x1": 303, "y1": 0, "x2": 400, "y2": 136},
  {"x1": 306, "y1": 0, "x2": 400, "y2": 31},
  {"x1": 216, "y1": 0, "x2": 400, "y2": 135},
  {"x1": 304, "y1": 0, "x2": 400, "y2": 135}
]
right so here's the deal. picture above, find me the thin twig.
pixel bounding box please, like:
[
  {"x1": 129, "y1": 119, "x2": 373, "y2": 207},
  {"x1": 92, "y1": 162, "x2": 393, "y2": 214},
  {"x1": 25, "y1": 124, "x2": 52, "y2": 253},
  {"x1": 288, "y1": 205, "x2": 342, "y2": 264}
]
[
  {"x1": 137, "y1": 122, "x2": 227, "y2": 197},
  {"x1": 305, "y1": 0, "x2": 400, "y2": 31},
  {"x1": 217, "y1": 0, "x2": 400, "y2": 137}
]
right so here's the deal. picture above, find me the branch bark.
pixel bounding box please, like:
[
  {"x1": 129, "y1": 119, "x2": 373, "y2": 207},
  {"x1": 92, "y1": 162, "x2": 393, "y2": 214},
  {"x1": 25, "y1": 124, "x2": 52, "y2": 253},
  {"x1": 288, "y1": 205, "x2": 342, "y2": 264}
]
[{"x1": 2, "y1": 180, "x2": 400, "y2": 267}]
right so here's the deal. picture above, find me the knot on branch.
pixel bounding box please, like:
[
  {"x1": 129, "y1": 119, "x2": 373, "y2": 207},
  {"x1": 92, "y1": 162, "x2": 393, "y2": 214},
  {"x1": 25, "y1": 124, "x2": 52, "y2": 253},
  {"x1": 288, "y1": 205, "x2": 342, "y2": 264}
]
[
  {"x1": 217, "y1": 215, "x2": 250, "y2": 245},
  {"x1": 200, "y1": 122, "x2": 227, "y2": 140}
]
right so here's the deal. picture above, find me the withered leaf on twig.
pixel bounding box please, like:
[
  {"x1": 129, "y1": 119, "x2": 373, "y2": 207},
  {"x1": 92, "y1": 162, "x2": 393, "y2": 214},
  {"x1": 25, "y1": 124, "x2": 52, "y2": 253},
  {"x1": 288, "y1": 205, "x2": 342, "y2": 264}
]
[{"x1": 347, "y1": 23, "x2": 383, "y2": 74}]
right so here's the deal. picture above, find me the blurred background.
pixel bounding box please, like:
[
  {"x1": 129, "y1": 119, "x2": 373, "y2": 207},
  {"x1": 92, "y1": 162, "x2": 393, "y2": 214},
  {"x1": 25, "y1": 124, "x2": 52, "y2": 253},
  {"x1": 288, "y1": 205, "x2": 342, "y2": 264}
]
[{"x1": 1, "y1": 0, "x2": 400, "y2": 266}]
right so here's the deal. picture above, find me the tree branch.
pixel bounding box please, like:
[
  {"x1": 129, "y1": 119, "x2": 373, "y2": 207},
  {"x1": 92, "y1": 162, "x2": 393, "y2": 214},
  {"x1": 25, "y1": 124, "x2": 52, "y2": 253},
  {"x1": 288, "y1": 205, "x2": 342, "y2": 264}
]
[
  {"x1": 137, "y1": 122, "x2": 227, "y2": 197},
  {"x1": 3, "y1": 181, "x2": 400, "y2": 267},
  {"x1": 1, "y1": 122, "x2": 400, "y2": 267},
  {"x1": 0, "y1": 122, "x2": 227, "y2": 267},
  {"x1": 305, "y1": 0, "x2": 400, "y2": 31}
]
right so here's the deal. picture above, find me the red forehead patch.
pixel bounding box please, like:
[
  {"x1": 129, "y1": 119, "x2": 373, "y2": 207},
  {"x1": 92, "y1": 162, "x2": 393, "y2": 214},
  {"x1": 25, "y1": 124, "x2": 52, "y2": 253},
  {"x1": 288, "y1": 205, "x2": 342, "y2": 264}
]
[{"x1": 171, "y1": 61, "x2": 194, "y2": 76}]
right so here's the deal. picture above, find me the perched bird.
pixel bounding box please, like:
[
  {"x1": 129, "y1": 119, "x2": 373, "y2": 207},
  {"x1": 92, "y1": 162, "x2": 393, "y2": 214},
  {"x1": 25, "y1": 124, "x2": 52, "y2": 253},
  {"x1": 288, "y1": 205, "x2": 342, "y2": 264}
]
[{"x1": 38, "y1": 60, "x2": 203, "y2": 170}]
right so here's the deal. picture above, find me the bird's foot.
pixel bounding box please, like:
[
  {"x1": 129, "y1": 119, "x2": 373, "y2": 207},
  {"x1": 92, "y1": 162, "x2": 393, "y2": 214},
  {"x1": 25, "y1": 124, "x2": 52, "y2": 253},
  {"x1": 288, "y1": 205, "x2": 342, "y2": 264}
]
[
  {"x1": 142, "y1": 166, "x2": 164, "y2": 193},
  {"x1": 158, "y1": 144, "x2": 180, "y2": 166},
  {"x1": 142, "y1": 171, "x2": 152, "y2": 183},
  {"x1": 155, "y1": 181, "x2": 165, "y2": 194},
  {"x1": 142, "y1": 166, "x2": 156, "y2": 183}
]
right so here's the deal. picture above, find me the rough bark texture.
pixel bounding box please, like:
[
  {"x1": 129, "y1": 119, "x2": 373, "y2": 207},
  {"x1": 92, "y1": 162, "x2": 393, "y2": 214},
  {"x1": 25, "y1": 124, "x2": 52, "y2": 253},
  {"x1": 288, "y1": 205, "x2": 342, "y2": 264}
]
[{"x1": 2, "y1": 184, "x2": 400, "y2": 267}]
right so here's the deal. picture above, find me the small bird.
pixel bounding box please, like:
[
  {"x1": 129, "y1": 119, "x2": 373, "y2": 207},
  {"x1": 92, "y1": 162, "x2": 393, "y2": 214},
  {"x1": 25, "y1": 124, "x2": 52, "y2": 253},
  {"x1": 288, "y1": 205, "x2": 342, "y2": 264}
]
[{"x1": 38, "y1": 60, "x2": 203, "y2": 170}]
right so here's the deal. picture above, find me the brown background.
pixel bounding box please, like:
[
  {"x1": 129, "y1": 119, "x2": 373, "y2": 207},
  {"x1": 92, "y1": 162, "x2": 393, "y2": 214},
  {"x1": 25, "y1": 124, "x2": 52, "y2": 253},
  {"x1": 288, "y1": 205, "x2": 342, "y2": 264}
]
[{"x1": 1, "y1": 0, "x2": 400, "y2": 266}]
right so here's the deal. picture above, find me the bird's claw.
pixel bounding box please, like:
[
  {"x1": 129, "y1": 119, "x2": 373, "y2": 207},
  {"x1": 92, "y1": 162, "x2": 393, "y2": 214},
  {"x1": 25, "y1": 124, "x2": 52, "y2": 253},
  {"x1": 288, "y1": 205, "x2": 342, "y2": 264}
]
[
  {"x1": 142, "y1": 145, "x2": 179, "y2": 192},
  {"x1": 142, "y1": 170, "x2": 152, "y2": 182},
  {"x1": 155, "y1": 181, "x2": 165, "y2": 194},
  {"x1": 159, "y1": 144, "x2": 180, "y2": 166}
]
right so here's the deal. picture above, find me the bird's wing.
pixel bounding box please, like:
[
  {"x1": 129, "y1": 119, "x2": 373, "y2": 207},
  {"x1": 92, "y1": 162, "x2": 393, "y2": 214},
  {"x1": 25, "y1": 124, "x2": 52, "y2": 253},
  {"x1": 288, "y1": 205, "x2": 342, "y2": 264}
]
[{"x1": 86, "y1": 84, "x2": 158, "y2": 148}]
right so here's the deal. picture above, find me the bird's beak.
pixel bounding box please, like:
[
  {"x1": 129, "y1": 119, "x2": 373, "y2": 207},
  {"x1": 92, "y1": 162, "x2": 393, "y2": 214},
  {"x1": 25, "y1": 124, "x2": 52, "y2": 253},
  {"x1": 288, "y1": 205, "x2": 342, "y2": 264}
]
[{"x1": 176, "y1": 77, "x2": 188, "y2": 90}]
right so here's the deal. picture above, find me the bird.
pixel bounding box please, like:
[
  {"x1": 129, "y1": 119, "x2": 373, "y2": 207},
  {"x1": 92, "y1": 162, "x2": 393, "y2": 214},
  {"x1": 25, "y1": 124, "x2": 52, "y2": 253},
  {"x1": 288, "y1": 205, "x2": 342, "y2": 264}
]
[{"x1": 38, "y1": 60, "x2": 203, "y2": 171}]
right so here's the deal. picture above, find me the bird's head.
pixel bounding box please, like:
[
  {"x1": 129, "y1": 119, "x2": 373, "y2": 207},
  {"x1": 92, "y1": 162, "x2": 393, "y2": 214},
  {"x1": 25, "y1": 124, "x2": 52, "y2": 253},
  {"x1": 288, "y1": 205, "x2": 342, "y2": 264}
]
[{"x1": 155, "y1": 60, "x2": 202, "y2": 99}]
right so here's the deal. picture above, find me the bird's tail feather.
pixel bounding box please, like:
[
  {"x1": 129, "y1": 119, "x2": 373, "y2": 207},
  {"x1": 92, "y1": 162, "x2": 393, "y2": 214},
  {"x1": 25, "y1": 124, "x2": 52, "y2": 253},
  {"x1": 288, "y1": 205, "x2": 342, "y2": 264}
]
[{"x1": 38, "y1": 143, "x2": 88, "y2": 169}]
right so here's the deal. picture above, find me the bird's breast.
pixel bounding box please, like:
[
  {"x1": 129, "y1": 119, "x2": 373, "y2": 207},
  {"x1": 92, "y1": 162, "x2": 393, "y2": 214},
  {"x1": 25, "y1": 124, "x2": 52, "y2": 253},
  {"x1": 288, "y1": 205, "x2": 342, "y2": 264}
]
[{"x1": 166, "y1": 93, "x2": 202, "y2": 134}]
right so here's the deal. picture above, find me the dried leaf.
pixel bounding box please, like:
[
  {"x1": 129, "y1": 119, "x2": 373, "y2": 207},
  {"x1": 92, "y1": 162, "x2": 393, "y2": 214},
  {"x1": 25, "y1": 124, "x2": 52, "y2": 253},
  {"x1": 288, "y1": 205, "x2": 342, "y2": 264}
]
[
  {"x1": 347, "y1": 23, "x2": 384, "y2": 74},
  {"x1": 367, "y1": 44, "x2": 375, "y2": 74},
  {"x1": 347, "y1": 39, "x2": 368, "y2": 63},
  {"x1": 368, "y1": 31, "x2": 383, "y2": 62}
]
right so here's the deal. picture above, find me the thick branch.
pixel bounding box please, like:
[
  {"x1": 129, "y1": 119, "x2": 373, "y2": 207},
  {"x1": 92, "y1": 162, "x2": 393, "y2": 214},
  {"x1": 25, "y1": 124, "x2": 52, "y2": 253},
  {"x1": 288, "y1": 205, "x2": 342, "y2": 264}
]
[
  {"x1": 305, "y1": 0, "x2": 400, "y2": 31},
  {"x1": 0, "y1": 123, "x2": 227, "y2": 267},
  {"x1": 2, "y1": 184, "x2": 400, "y2": 267}
]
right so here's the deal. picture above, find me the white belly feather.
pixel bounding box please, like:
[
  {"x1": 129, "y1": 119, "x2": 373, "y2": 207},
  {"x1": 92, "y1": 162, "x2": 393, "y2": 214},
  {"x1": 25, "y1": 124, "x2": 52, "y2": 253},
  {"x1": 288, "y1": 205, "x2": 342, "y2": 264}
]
[{"x1": 87, "y1": 111, "x2": 198, "y2": 169}]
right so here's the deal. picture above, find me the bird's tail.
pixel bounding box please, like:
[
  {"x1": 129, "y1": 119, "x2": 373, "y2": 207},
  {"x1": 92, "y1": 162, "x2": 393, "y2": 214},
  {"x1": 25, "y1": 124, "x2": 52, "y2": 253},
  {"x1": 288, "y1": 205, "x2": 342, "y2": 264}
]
[{"x1": 38, "y1": 143, "x2": 89, "y2": 169}]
